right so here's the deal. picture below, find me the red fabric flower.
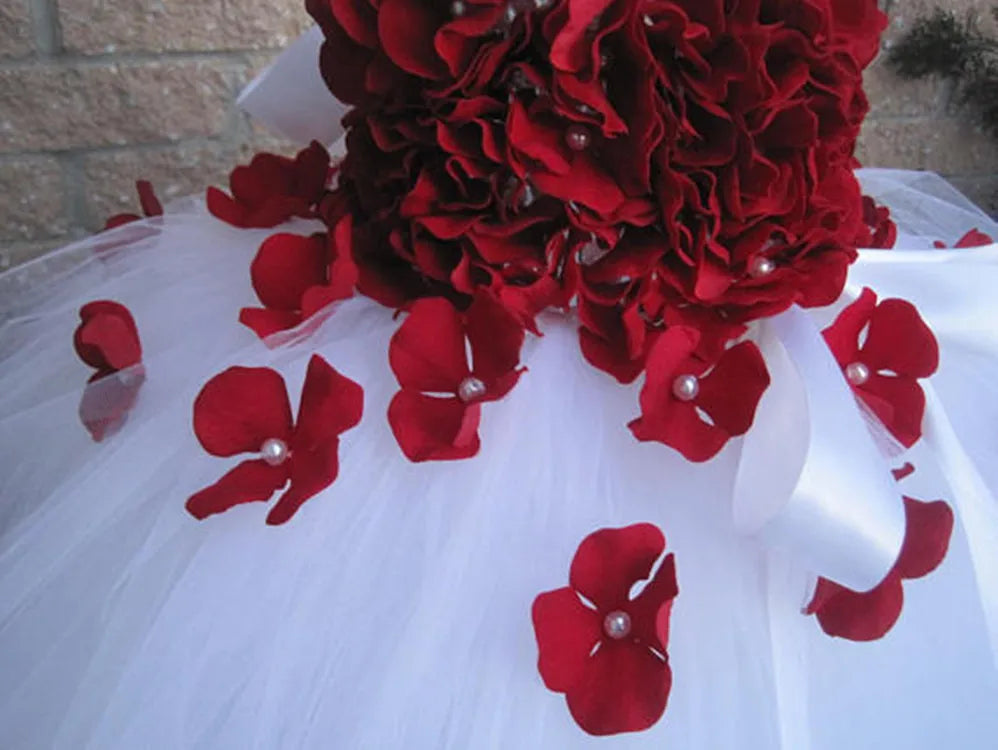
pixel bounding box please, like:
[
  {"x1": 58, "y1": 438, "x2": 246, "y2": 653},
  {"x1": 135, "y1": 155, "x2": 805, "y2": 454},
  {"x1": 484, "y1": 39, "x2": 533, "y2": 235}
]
[
  {"x1": 387, "y1": 293, "x2": 525, "y2": 461},
  {"x1": 104, "y1": 180, "x2": 164, "y2": 229},
  {"x1": 532, "y1": 523, "x2": 678, "y2": 736},
  {"x1": 239, "y1": 220, "x2": 358, "y2": 340},
  {"x1": 73, "y1": 300, "x2": 144, "y2": 441},
  {"x1": 298, "y1": 0, "x2": 887, "y2": 402},
  {"x1": 806, "y1": 493, "x2": 953, "y2": 641},
  {"x1": 823, "y1": 287, "x2": 939, "y2": 447},
  {"x1": 186, "y1": 354, "x2": 363, "y2": 525},
  {"x1": 628, "y1": 326, "x2": 770, "y2": 462},
  {"x1": 860, "y1": 195, "x2": 897, "y2": 249},
  {"x1": 934, "y1": 228, "x2": 995, "y2": 248},
  {"x1": 207, "y1": 141, "x2": 332, "y2": 229}
]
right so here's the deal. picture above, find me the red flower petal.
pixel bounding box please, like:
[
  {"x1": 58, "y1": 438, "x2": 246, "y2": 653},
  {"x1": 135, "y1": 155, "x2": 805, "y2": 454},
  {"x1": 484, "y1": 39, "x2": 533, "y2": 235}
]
[
  {"x1": 79, "y1": 367, "x2": 145, "y2": 442},
  {"x1": 696, "y1": 341, "x2": 770, "y2": 436},
  {"x1": 858, "y1": 374, "x2": 926, "y2": 448},
  {"x1": 532, "y1": 588, "x2": 602, "y2": 693},
  {"x1": 186, "y1": 459, "x2": 289, "y2": 520},
  {"x1": 862, "y1": 298, "x2": 939, "y2": 378},
  {"x1": 894, "y1": 497, "x2": 954, "y2": 580},
  {"x1": 806, "y1": 574, "x2": 904, "y2": 642},
  {"x1": 293, "y1": 355, "x2": 364, "y2": 449},
  {"x1": 822, "y1": 287, "x2": 876, "y2": 365},
  {"x1": 954, "y1": 228, "x2": 994, "y2": 248},
  {"x1": 193, "y1": 367, "x2": 294, "y2": 457},
  {"x1": 464, "y1": 293, "x2": 525, "y2": 399},
  {"x1": 627, "y1": 553, "x2": 679, "y2": 650},
  {"x1": 389, "y1": 298, "x2": 470, "y2": 393},
  {"x1": 387, "y1": 390, "x2": 481, "y2": 462},
  {"x1": 267, "y1": 440, "x2": 340, "y2": 525},
  {"x1": 74, "y1": 301, "x2": 142, "y2": 372},
  {"x1": 378, "y1": 0, "x2": 447, "y2": 79},
  {"x1": 238, "y1": 307, "x2": 305, "y2": 340},
  {"x1": 569, "y1": 524, "x2": 666, "y2": 612},
  {"x1": 136, "y1": 180, "x2": 163, "y2": 217},
  {"x1": 251, "y1": 233, "x2": 329, "y2": 312},
  {"x1": 565, "y1": 640, "x2": 672, "y2": 736}
]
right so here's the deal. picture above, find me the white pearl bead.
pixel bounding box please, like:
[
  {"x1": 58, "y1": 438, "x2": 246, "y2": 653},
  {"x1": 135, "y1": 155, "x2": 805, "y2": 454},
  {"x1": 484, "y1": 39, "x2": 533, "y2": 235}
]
[
  {"x1": 450, "y1": 0, "x2": 467, "y2": 17},
  {"x1": 672, "y1": 374, "x2": 700, "y2": 402},
  {"x1": 578, "y1": 239, "x2": 608, "y2": 266},
  {"x1": 603, "y1": 610, "x2": 632, "y2": 639},
  {"x1": 749, "y1": 256, "x2": 776, "y2": 278},
  {"x1": 260, "y1": 437, "x2": 290, "y2": 466},
  {"x1": 845, "y1": 361, "x2": 871, "y2": 386},
  {"x1": 643, "y1": 14, "x2": 654, "y2": 26},
  {"x1": 533, "y1": 0, "x2": 551, "y2": 8},
  {"x1": 458, "y1": 376, "x2": 487, "y2": 403}
]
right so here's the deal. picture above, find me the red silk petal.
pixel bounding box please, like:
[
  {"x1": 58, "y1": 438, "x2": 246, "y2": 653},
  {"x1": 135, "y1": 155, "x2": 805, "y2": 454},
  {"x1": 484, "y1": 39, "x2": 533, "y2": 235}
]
[
  {"x1": 79, "y1": 368, "x2": 145, "y2": 442},
  {"x1": 858, "y1": 374, "x2": 926, "y2": 448},
  {"x1": 954, "y1": 228, "x2": 994, "y2": 248},
  {"x1": 569, "y1": 524, "x2": 666, "y2": 612},
  {"x1": 378, "y1": 0, "x2": 447, "y2": 79},
  {"x1": 75, "y1": 301, "x2": 142, "y2": 371},
  {"x1": 389, "y1": 298, "x2": 470, "y2": 392},
  {"x1": 807, "y1": 575, "x2": 904, "y2": 642},
  {"x1": 894, "y1": 497, "x2": 954, "y2": 580},
  {"x1": 206, "y1": 186, "x2": 249, "y2": 227},
  {"x1": 193, "y1": 367, "x2": 294, "y2": 456},
  {"x1": 239, "y1": 307, "x2": 305, "y2": 340},
  {"x1": 696, "y1": 341, "x2": 770, "y2": 436},
  {"x1": 629, "y1": 399, "x2": 729, "y2": 462},
  {"x1": 186, "y1": 459, "x2": 289, "y2": 520},
  {"x1": 532, "y1": 588, "x2": 602, "y2": 693},
  {"x1": 579, "y1": 327, "x2": 647, "y2": 384},
  {"x1": 822, "y1": 287, "x2": 876, "y2": 365},
  {"x1": 464, "y1": 293, "x2": 525, "y2": 394},
  {"x1": 294, "y1": 355, "x2": 364, "y2": 449},
  {"x1": 267, "y1": 440, "x2": 340, "y2": 525},
  {"x1": 136, "y1": 180, "x2": 163, "y2": 217},
  {"x1": 251, "y1": 233, "x2": 329, "y2": 312},
  {"x1": 862, "y1": 298, "x2": 939, "y2": 378},
  {"x1": 387, "y1": 390, "x2": 481, "y2": 462},
  {"x1": 627, "y1": 554, "x2": 679, "y2": 651},
  {"x1": 565, "y1": 640, "x2": 672, "y2": 736}
]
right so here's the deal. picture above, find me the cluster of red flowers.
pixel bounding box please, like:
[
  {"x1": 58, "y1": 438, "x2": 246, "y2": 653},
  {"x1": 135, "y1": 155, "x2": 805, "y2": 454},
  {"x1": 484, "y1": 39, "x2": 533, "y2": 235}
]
[{"x1": 206, "y1": 0, "x2": 892, "y2": 460}]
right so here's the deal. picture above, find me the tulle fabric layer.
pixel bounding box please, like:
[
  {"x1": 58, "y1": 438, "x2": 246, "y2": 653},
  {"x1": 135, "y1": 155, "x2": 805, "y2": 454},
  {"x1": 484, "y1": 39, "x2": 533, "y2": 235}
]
[{"x1": 1, "y1": 170, "x2": 997, "y2": 749}]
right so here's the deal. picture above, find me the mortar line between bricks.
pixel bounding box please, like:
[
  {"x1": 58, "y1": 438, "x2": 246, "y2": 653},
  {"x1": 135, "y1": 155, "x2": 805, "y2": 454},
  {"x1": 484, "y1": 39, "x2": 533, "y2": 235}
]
[
  {"x1": 29, "y1": 0, "x2": 63, "y2": 56},
  {"x1": 0, "y1": 47, "x2": 290, "y2": 72},
  {"x1": 0, "y1": 135, "x2": 242, "y2": 163}
]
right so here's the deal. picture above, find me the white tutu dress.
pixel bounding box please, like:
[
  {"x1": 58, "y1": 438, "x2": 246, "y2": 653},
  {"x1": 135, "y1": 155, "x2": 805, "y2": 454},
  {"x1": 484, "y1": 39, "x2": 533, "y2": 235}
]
[{"x1": 3, "y1": 9, "x2": 998, "y2": 750}]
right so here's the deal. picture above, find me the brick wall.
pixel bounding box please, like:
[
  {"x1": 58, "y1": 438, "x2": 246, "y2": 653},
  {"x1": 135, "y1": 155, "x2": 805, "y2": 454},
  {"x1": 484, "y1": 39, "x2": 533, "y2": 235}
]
[{"x1": 1, "y1": 0, "x2": 997, "y2": 270}]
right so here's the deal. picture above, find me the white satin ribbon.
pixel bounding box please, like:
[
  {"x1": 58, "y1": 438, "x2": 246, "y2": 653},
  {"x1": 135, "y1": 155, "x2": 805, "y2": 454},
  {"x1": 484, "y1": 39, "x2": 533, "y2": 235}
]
[
  {"x1": 237, "y1": 26, "x2": 346, "y2": 146},
  {"x1": 733, "y1": 306, "x2": 906, "y2": 592}
]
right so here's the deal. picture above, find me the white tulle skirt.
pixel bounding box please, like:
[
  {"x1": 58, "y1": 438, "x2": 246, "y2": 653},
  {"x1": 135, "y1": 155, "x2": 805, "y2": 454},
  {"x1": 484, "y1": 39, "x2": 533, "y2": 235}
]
[{"x1": 1, "y1": 170, "x2": 997, "y2": 749}]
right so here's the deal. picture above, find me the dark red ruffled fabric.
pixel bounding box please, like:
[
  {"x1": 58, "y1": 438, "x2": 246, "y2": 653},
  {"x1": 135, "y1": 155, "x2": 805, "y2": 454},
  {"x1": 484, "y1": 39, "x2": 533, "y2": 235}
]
[
  {"x1": 532, "y1": 523, "x2": 678, "y2": 735},
  {"x1": 387, "y1": 292, "x2": 525, "y2": 461},
  {"x1": 104, "y1": 181, "x2": 164, "y2": 230},
  {"x1": 207, "y1": 141, "x2": 332, "y2": 228},
  {"x1": 860, "y1": 195, "x2": 897, "y2": 249},
  {"x1": 806, "y1": 492, "x2": 953, "y2": 641},
  {"x1": 823, "y1": 287, "x2": 939, "y2": 447},
  {"x1": 73, "y1": 301, "x2": 145, "y2": 441},
  {"x1": 239, "y1": 219, "x2": 358, "y2": 340},
  {"x1": 187, "y1": 354, "x2": 363, "y2": 525},
  {"x1": 304, "y1": 0, "x2": 886, "y2": 394}
]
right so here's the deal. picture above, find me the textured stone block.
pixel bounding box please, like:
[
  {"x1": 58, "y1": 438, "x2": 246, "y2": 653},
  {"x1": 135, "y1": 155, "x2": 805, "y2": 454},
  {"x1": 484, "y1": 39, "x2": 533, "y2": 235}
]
[
  {"x1": 0, "y1": 1, "x2": 34, "y2": 59},
  {"x1": 0, "y1": 156, "x2": 71, "y2": 242},
  {"x1": 0, "y1": 61, "x2": 237, "y2": 153},
  {"x1": 0, "y1": 240, "x2": 67, "y2": 270},
  {"x1": 863, "y1": 54, "x2": 948, "y2": 119},
  {"x1": 58, "y1": 0, "x2": 312, "y2": 55},
  {"x1": 856, "y1": 117, "x2": 998, "y2": 176}
]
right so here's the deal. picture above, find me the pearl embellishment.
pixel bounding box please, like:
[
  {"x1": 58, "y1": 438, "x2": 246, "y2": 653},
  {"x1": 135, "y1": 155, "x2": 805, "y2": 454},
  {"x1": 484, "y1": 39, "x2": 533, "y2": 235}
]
[
  {"x1": 565, "y1": 124, "x2": 591, "y2": 152},
  {"x1": 458, "y1": 376, "x2": 488, "y2": 403},
  {"x1": 603, "y1": 611, "x2": 632, "y2": 639},
  {"x1": 672, "y1": 374, "x2": 700, "y2": 402},
  {"x1": 845, "y1": 361, "x2": 871, "y2": 386},
  {"x1": 450, "y1": 0, "x2": 467, "y2": 17},
  {"x1": 749, "y1": 256, "x2": 776, "y2": 278},
  {"x1": 260, "y1": 438, "x2": 290, "y2": 466}
]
